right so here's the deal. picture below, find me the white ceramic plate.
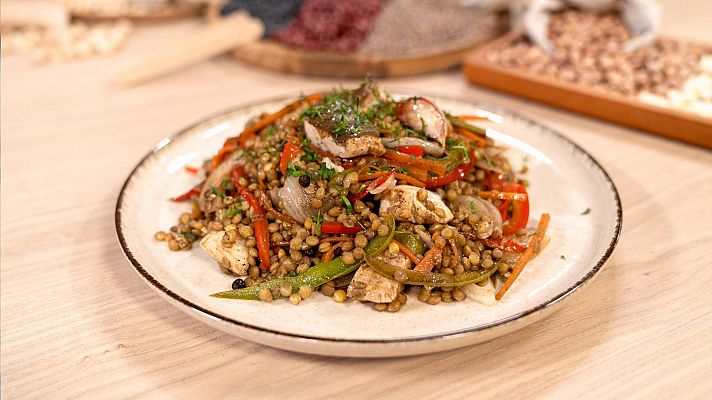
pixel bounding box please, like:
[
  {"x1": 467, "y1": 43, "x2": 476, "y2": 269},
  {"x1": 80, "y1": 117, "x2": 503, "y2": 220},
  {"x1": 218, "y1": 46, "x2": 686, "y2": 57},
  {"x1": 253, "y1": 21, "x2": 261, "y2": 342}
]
[{"x1": 116, "y1": 93, "x2": 621, "y2": 358}]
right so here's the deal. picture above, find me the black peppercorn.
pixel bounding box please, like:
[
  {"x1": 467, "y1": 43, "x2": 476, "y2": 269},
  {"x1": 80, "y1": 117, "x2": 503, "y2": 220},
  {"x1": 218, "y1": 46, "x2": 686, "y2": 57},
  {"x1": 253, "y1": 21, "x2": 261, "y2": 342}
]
[
  {"x1": 232, "y1": 278, "x2": 247, "y2": 290},
  {"x1": 298, "y1": 174, "x2": 311, "y2": 188}
]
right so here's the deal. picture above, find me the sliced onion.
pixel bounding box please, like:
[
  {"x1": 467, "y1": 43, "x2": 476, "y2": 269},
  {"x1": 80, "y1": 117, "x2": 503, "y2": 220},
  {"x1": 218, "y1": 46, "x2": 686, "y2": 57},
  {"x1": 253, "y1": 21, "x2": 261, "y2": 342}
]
[
  {"x1": 455, "y1": 195, "x2": 503, "y2": 239},
  {"x1": 199, "y1": 151, "x2": 242, "y2": 212},
  {"x1": 415, "y1": 228, "x2": 435, "y2": 249},
  {"x1": 369, "y1": 173, "x2": 396, "y2": 195},
  {"x1": 276, "y1": 176, "x2": 313, "y2": 223},
  {"x1": 381, "y1": 137, "x2": 445, "y2": 156},
  {"x1": 474, "y1": 159, "x2": 506, "y2": 174},
  {"x1": 480, "y1": 198, "x2": 503, "y2": 238}
]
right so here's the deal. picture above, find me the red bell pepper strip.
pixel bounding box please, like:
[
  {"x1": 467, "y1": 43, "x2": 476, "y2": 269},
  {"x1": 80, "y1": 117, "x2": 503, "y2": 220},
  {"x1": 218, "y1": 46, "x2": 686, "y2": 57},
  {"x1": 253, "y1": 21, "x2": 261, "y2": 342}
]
[
  {"x1": 486, "y1": 172, "x2": 506, "y2": 190},
  {"x1": 237, "y1": 187, "x2": 271, "y2": 270},
  {"x1": 348, "y1": 169, "x2": 395, "y2": 202},
  {"x1": 230, "y1": 164, "x2": 246, "y2": 187},
  {"x1": 502, "y1": 183, "x2": 529, "y2": 235},
  {"x1": 483, "y1": 237, "x2": 527, "y2": 253},
  {"x1": 424, "y1": 146, "x2": 475, "y2": 188},
  {"x1": 280, "y1": 143, "x2": 300, "y2": 174},
  {"x1": 172, "y1": 187, "x2": 200, "y2": 202},
  {"x1": 320, "y1": 221, "x2": 362, "y2": 235},
  {"x1": 498, "y1": 200, "x2": 511, "y2": 222},
  {"x1": 396, "y1": 145, "x2": 424, "y2": 157}
]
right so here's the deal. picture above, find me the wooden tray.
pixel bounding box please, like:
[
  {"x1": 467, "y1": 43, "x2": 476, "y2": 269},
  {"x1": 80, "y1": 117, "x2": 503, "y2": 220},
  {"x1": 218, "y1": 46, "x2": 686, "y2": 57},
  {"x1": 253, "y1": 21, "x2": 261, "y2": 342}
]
[
  {"x1": 463, "y1": 33, "x2": 712, "y2": 149},
  {"x1": 231, "y1": 22, "x2": 506, "y2": 78}
]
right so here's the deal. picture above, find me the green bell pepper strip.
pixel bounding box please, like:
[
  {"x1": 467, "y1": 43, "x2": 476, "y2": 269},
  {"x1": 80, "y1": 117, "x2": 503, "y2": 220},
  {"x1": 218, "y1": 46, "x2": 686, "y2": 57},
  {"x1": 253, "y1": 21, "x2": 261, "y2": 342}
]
[
  {"x1": 445, "y1": 113, "x2": 487, "y2": 138},
  {"x1": 211, "y1": 215, "x2": 395, "y2": 300},
  {"x1": 393, "y1": 231, "x2": 425, "y2": 255},
  {"x1": 363, "y1": 252, "x2": 498, "y2": 287}
]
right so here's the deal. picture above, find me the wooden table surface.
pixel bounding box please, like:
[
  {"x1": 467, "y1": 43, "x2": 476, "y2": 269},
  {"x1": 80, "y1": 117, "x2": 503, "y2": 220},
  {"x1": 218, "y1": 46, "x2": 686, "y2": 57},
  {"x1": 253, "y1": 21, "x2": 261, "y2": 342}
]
[{"x1": 2, "y1": 4, "x2": 712, "y2": 398}]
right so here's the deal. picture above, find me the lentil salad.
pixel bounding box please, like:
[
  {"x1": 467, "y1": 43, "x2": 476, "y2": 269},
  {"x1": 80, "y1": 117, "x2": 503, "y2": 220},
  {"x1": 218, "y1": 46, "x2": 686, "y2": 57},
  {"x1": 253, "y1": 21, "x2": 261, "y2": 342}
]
[{"x1": 155, "y1": 81, "x2": 550, "y2": 312}]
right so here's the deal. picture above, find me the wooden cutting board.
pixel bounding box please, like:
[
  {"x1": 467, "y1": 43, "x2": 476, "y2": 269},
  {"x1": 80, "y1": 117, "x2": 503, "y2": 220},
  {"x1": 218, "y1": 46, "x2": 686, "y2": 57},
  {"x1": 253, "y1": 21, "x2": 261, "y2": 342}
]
[
  {"x1": 230, "y1": 22, "x2": 506, "y2": 78},
  {"x1": 463, "y1": 33, "x2": 712, "y2": 149},
  {"x1": 70, "y1": 1, "x2": 203, "y2": 22}
]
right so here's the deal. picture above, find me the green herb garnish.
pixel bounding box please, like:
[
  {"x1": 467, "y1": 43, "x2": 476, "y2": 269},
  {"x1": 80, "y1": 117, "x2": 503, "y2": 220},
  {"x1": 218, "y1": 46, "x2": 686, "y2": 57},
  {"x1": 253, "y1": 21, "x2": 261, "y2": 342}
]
[
  {"x1": 317, "y1": 162, "x2": 336, "y2": 180},
  {"x1": 312, "y1": 211, "x2": 325, "y2": 234},
  {"x1": 300, "y1": 139, "x2": 320, "y2": 163},
  {"x1": 341, "y1": 195, "x2": 353, "y2": 214},
  {"x1": 181, "y1": 232, "x2": 196, "y2": 240},
  {"x1": 211, "y1": 186, "x2": 225, "y2": 199}
]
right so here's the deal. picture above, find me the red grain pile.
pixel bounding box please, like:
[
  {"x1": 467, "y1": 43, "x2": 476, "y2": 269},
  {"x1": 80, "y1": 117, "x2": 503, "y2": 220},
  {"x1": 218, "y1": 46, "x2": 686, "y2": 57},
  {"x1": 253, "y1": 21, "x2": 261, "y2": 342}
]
[{"x1": 272, "y1": 0, "x2": 388, "y2": 52}]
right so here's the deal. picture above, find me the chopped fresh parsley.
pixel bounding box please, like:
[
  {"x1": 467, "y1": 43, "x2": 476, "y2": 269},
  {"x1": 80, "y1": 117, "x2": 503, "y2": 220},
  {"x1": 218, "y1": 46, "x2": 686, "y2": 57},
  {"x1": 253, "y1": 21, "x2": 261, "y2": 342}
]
[
  {"x1": 317, "y1": 162, "x2": 336, "y2": 180},
  {"x1": 446, "y1": 137, "x2": 470, "y2": 162},
  {"x1": 341, "y1": 195, "x2": 353, "y2": 214},
  {"x1": 404, "y1": 127, "x2": 428, "y2": 140},
  {"x1": 227, "y1": 201, "x2": 243, "y2": 217},
  {"x1": 287, "y1": 162, "x2": 311, "y2": 178},
  {"x1": 237, "y1": 149, "x2": 257, "y2": 160},
  {"x1": 470, "y1": 201, "x2": 476, "y2": 213},
  {"x1": 181, "y1": 232, "x2": 195, "y2": 240},
  {"x1": 581, "y1": 208, "x2": 591, "y2": 215},
  {"x1": 312, "y1": 211, "x2": 325, "y2": 233},
  {"x1": 220, "y1": 178, "x2": 235, "y2": 193},
  {"x1": 210, "y1": 186, "x2": 225, "y2": 199},
  {"x1": 300, "y1": 139, "x2": 320, "y2": 163}
]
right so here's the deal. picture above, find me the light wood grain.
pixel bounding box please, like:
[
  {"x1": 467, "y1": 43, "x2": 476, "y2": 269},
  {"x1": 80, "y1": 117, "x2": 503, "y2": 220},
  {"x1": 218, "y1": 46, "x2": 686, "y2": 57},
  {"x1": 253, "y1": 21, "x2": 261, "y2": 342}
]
[
  {"x1": 2, "y1": 4, "x2": 712, "y2": 398},
  {"x1": 115, "y1": 12, "x2": 264, "y2": 87}
]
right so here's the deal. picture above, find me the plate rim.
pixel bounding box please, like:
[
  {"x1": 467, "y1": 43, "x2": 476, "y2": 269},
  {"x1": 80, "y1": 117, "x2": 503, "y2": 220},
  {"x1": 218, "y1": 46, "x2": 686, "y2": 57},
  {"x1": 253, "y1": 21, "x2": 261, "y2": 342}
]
[{"x1": 115, "y1": 92, "x2": 623, "y2": 344}]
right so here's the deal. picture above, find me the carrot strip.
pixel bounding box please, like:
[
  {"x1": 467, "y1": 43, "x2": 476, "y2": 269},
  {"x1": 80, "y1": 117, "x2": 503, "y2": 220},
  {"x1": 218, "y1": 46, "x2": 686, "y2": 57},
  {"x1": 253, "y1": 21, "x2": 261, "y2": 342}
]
[
  {"x1": 238, "y1": 93, "x2": 324, "y2": 145},
  {"x1": 359, "y1": 165, "x2": 428, "y2": 182},
  {"x1": 321, "y1": 243, "x2": 341, "y2": 263},
  {"x1": 393, "y1": 239, "x2": 421, "y2": 265},
  {"x1": 457, "y1": 114, "x2": 490, "y2": 121},
  {"x1": 398, "y1": 166, "x2": 428, "y2": 181},
  {"x1": 358, "y1": 171, "x2": 389, "y2": 181},
  {"x1": 184, "y1": 166, "x2": 199, "y2": 175},
  {"x1": 448, "y1": 238, "x2": 459, "y2": 268},
  {"x1": 383, "y1": 150, "x2": 446, "y2": 175},
  {"x1": 495, "y1": 213, "x2": 550, "y2": 300},
  {"x1": 285, "y1": 134, "x2": 301, "y2": 144},
  {"x1": 394, "y1": 173, "x2": 425, "y2": 187},
  {"x1": 211, "y1": 93, "x2": 324, "y2": 170},
  {"x1": 319, "y1": 236, "x2": 351, "y2": 244},
  {"x1": 477, "y1": 190, "x2": 528, "y2": 202},
  {"x1": 210, "y1": 143, "x2": 237, "y2": 171},
  {"x1": 454, "y1": 127, "x2": 490, "y2": 148},
  {"x1": 414, "y1": 244, "x2": 444, "y2": 273}
]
